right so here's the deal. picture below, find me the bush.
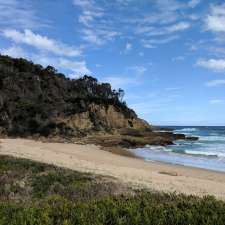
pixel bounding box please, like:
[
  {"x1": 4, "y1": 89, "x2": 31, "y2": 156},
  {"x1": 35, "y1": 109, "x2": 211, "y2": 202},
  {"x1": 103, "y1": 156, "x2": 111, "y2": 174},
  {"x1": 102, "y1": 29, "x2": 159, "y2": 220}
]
[
  {"x1": 1, "y1": 156, "x2": 225, "y2": 225},
  {"x1": 0, "y1": 194, "x2": 225, "y2": 225}
]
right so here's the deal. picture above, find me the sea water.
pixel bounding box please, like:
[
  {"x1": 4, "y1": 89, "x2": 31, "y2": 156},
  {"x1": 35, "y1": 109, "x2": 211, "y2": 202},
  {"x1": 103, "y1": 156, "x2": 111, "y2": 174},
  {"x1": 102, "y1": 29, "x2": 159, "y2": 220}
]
[{"x1": 133, "y1": 126, "x2": 225, "y2": 172}]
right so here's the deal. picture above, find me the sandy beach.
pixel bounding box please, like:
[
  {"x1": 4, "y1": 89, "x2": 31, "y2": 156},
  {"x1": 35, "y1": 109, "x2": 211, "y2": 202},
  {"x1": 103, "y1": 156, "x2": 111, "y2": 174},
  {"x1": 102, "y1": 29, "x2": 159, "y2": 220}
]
[{"x1": 1, "y1": 138, "x2": 225, "y2": 200}]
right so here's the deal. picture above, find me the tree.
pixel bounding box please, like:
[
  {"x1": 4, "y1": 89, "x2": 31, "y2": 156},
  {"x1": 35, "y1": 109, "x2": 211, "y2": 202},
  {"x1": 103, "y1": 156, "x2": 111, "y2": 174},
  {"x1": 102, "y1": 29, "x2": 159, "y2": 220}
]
[
  {"x1": 45, "y1": 66, "x2": 57, "y2": 74},
  {"x1": 118, "y1": 88, "x2": 125, "y2": 102}
]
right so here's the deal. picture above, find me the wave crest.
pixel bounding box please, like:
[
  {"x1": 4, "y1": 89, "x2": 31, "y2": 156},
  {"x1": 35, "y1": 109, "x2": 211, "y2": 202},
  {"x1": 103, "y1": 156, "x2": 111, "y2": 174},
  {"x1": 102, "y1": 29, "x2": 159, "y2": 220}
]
[{"x1": 175, "y1": 128, "x2": 197, "y2": 132}]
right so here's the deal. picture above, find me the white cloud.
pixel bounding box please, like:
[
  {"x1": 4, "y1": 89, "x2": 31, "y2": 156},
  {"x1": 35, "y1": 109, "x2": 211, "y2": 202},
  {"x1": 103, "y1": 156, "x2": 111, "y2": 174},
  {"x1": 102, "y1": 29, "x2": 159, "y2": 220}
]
[
  {"x1": 25, "y1": 54, "x2": 91, "y2": 78},
  {"x1": 141, "y1": 41, "x2": 155, "y2": 49},
  {"x1": 2, "y1": 29, "x2": 82, "y2": 57},
  {"x1": 81, "y1": 29, "x2": 103, "y2": 45},
  {"x1": 59, "y1": 59, "x2": 91, "y2": 77},
  {"x1": 197, "y1": 59, "x2": 225, "y2": 72},
  {"x1": 133, "y1": 0, "x2": 187, "y2": 29},
  {"x1": 0, "y1": 45, "x2": 90, "y2": 78},
  {"x1": 136, "y1": 22, "x2": 190, "y2": 37},
  {"x1": 142, "y1": 35, "x2": 179, "y2": 48},
  {"x1": 209, "y1": 99, "x2": 224, "y2": 104},
  {"x1": 125, "y1": 43, "x2": 132, "y2": 51},
  {"x1": 0, "y1": 46, "x2": 27, "y2": 58},
  {"x1": 73, "y1": 0, "x2": 192, "y2": 48},
  {"x1": 82, "y1": 28, "x2": 119, "y2": 46},
  {"x1": 205, "y1": 3, "x2": 225, "y2": 33},
  {"x1": 79, "y1": 11, "x2": 103, "y2": 27},
  {"x1": 128, "y1": 66, "x2": 147, "y2": 75},
  {"x1": 0, "y1": 45, "x2": 47, "y2": 66},
  {"x1": 166, "y1": 22, "x2": 190, "y2": 33},
  {"x1": 139, "y1": 12, "x2": 178, "y2": 26},
  {"x1": 73, "y1": 0, "x2": 104, "y2": 27},
  {"x1": 0, "y1": 0, "x2": 47, "y2": 29},
  {"x1": 73, "y1": 0, "x2": 94, "y2": 9},
  {"x1": 206, "y1": 80, "x2": 225, "y2": 87},
  {"x1": 154, "y1": 0, "x2": 184, "y2": 12},
  {"x1": 73, "y1": 0, "x2": 119, "y2": 46},
  {"x1": 188, "y1": 0, "x2": 201, "y2": 8},
  {"x1": 31, "y1": 54, "x2": 58, "y2": 68}
]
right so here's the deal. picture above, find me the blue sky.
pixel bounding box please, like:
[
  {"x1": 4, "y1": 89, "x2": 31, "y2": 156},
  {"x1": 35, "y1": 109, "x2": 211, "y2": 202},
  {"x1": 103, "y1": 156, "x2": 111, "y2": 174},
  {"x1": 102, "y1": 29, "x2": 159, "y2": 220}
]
[{"x1": 0, "y1": 0, "x2": 225, "y2": 126}]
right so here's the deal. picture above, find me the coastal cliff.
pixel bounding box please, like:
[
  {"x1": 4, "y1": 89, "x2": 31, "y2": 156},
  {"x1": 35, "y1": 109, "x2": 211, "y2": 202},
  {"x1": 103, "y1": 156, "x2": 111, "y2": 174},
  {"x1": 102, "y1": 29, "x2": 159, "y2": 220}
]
[{"x1": 0, "y1": 55, "x2": 192, "y2": 147}]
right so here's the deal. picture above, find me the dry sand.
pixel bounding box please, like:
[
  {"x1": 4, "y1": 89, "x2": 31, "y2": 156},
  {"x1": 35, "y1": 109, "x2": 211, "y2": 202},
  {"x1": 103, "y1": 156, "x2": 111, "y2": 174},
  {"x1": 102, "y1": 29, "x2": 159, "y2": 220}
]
[{"x1": 1, "y1": 138, "x2": 225, "y2": 199}]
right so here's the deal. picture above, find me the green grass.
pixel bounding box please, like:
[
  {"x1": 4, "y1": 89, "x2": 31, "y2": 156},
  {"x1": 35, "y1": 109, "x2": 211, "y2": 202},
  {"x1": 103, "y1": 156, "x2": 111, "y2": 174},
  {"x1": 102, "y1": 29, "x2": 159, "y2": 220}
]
[{"x1": 0, "y1": 155, "x2": 225, "y2": 225}]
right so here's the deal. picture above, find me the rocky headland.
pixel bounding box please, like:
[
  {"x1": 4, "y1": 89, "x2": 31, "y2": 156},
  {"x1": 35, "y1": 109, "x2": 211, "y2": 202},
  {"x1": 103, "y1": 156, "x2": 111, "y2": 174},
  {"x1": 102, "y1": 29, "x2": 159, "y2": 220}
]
[{"x1": 0, "y1": 55, "x2": 197, "y2": 148}]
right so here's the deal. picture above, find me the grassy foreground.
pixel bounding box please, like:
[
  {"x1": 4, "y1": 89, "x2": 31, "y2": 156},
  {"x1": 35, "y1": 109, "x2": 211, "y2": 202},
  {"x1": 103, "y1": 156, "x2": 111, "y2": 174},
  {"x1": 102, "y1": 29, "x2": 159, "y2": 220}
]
[{"x1": 0, "y1": 155, "x2": 225, "y2": 225}]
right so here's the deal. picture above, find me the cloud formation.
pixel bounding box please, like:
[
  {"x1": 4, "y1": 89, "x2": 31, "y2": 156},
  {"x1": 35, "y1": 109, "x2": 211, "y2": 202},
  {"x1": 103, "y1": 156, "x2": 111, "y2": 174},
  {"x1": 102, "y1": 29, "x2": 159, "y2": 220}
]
[
  {"x1": 125, "y1": 43, "x2": 132, "y2": 51},
  {"x1": 0, "y1": 46, "x2": 27, "y2": 58},
  {"x1": 2, "y1": 29, "x2": 82, "y2": 57},
  {"x1": 205, "y1": 3, "x2": 225, "y2": 33},
  {"x1": 188, "y1": 0, "x2": 201, "y2": 8},
  {"x1": 59, "y1": 58, "x2": 91, "y2": 76},
  {"x1": 72, "y1": 0, "x2": 193, "y2": 48},
  {"x1": 197, "y1": 59, "x2": 225, "y2": 72},
  {"x1": 73, "y1": 0, "x2": 119, "y2": 46},
  {"x1": 127, "y1": 66, "x2": 147, "y2": 75},
  {"x1": 0, "y1": 0, "x2": 47, "y2": 29}
]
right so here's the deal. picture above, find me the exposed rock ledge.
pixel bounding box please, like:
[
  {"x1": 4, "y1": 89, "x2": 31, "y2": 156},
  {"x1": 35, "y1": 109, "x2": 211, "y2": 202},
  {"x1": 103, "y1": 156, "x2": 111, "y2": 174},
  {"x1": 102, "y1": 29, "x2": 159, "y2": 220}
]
[
  {"x1": 33, "y1": 104, "x2": 198, "y2": 149},
  {"x1": 80, "y1": 130, "x2": 197, "y2": 149}
]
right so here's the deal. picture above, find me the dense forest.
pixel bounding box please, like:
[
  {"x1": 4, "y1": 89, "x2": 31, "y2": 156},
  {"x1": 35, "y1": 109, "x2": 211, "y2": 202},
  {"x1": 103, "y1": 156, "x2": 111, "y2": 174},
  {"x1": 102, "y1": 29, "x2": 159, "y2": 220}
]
[{"x1": 0, "y1": 55, "x2": 137, "y2": 137}]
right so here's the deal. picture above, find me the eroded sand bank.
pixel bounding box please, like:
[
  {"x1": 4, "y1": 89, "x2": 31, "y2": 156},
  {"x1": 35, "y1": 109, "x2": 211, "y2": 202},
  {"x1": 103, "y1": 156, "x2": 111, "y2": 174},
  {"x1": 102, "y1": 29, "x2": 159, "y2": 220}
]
[{"x1": 1, "y1": 138, "x2": 225, "y2": 199}]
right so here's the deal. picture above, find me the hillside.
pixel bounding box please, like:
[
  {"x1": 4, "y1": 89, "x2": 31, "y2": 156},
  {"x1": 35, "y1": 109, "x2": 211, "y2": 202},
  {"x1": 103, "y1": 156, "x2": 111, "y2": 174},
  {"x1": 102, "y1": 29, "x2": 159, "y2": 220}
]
[
  {"x1": 0, "y1": 55, "x2": 194, "y2": 147},
  {"x1": 0, "y1": 55, "x2": 150, "y2": 138}
]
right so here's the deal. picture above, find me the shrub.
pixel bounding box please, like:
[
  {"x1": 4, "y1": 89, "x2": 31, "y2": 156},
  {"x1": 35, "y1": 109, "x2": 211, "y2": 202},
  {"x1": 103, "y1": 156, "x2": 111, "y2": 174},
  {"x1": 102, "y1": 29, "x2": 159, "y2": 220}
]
[{"x1": 1, "y1": 156, "x2": 225, "y2": 225}]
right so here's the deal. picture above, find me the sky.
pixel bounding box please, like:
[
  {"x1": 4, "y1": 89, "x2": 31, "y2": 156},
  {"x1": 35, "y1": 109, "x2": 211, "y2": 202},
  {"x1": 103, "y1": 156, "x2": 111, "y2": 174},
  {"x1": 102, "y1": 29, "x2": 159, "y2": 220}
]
[{"x1": 0, "y1": 0, "x2": 225, "y2": 126}]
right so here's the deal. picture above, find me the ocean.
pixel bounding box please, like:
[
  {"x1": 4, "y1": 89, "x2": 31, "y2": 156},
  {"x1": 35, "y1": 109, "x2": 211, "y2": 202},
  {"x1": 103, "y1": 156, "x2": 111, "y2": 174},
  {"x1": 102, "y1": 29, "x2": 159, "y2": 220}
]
[{"x1": 133, "y1": 126, "x2": 225, "y2": 172}]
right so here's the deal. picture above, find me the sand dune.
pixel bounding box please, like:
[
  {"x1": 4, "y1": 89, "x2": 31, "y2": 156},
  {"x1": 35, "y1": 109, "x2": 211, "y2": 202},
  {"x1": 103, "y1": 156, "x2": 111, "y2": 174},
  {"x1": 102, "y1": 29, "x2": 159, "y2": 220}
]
[{"x1": 1, "y1": 138, "x2": 225, "y2": 199}]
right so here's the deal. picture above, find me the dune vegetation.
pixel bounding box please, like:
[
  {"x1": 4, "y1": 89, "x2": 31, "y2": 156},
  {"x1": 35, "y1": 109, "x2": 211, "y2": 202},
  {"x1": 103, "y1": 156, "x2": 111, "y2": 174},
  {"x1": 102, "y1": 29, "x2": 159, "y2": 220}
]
[{"x1": 0, "y1": 155, "x2": 225, "y2": 225}]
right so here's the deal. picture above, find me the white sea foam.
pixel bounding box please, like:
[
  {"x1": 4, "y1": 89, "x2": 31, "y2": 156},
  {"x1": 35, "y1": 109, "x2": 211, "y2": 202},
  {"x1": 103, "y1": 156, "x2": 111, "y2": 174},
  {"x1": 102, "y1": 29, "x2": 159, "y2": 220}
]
[
  {"x1": 199, "y1": 136, "x2": 225, "y2": 141},
  {"x1": 145, "y1": 142, "x2": 225, "y2": 159},
  {"x1": 175, "y1": 128, "x2": 197, "y2": 132},
  {"x1": 185, "y1": 150, "x2": 225, "y2": 158},
  {"x1": 144, "y1": 145, "x2": 167, "y2": 152},
  {"x1": 185, "y1": 150, "x2": 217, "y2": 157}
]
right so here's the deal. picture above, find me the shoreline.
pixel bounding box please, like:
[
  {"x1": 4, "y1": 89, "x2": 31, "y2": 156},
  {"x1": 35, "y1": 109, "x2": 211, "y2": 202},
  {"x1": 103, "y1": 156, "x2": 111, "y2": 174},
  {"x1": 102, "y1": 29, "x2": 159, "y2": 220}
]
[
  {"x1": 1, "y1": 138, "x2": 225, "y2": 199},
  {"x1": 131, "y1": 148, "x2": 225, "y2": 173}
]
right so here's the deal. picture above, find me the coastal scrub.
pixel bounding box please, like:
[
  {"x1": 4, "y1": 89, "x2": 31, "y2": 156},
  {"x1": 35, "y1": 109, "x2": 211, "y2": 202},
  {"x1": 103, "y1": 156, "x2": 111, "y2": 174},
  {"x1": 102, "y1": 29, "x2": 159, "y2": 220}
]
[{"x1": 0, "y1": 155, "x2": 225, "y2": 225}]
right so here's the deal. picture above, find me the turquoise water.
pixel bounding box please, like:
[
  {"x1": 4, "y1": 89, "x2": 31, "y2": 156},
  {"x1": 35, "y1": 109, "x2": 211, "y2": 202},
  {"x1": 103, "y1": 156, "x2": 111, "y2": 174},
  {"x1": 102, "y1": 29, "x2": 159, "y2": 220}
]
[{"x1": 133, "y1": 127, "x2": 225, "y2": 172}]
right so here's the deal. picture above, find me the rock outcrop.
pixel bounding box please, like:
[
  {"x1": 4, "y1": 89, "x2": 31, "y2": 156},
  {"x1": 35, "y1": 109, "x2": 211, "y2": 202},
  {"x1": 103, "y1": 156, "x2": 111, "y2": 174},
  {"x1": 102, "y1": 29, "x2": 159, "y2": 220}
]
[{"x1": 63, "y1": 104, "x2": 150, "y2": 132}]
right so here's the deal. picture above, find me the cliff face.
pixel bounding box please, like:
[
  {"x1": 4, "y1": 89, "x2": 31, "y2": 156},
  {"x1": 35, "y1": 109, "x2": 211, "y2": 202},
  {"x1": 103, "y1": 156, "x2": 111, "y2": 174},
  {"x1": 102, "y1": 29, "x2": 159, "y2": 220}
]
[
  {"x1": 0, "y1": 55, "x2": 151, "y2": 138},
  {"x1": 63, "y1": 104, "x2": 150, "y2": 132}
]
